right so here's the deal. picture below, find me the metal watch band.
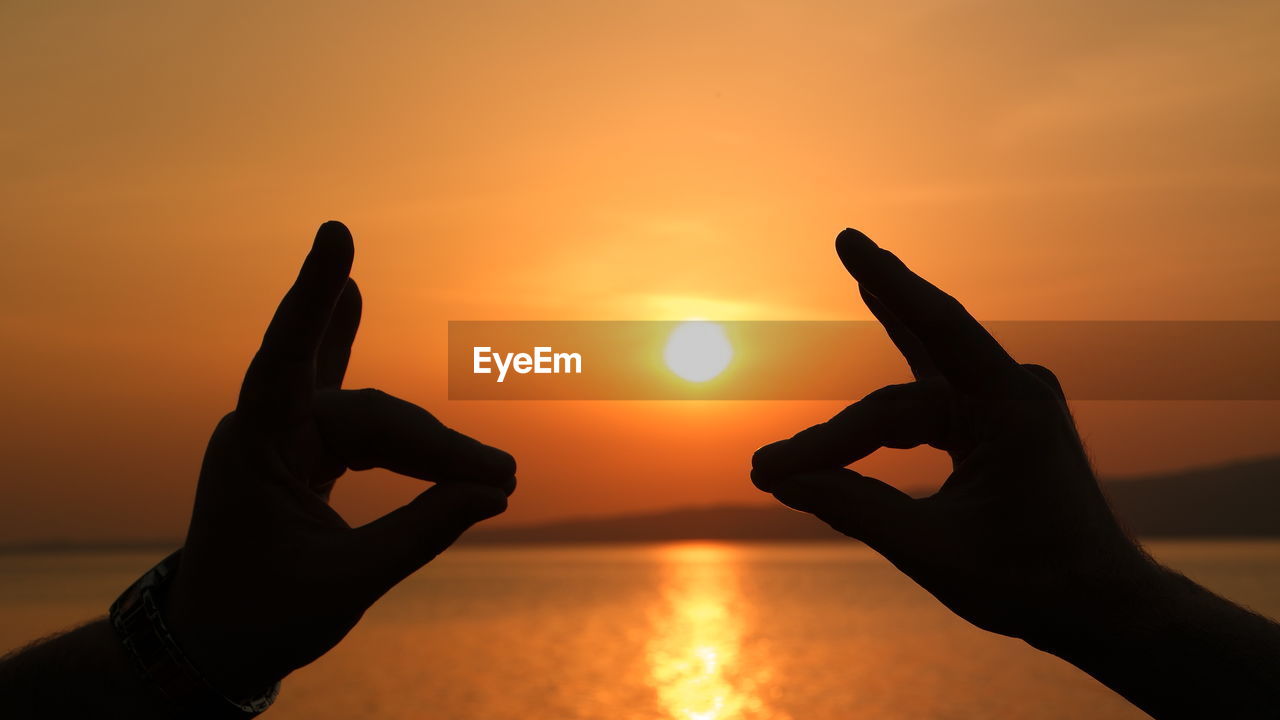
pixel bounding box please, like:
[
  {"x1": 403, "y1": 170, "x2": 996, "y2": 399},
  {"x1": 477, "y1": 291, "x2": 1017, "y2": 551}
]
[{"x1": 109, "y1": 550, "x2": 281, "y2": 718}]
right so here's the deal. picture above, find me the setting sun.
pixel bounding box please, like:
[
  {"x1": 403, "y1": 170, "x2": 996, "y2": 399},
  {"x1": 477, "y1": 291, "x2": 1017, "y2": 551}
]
[{"x1": 664, "y1": 321, "x2": 735, "y2": 383}]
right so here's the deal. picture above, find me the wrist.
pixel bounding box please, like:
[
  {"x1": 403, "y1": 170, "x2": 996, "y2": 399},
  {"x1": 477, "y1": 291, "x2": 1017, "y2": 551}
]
[
  {"x1": 1024, "y1": 551, "x2": 1189, "y2": 660},
  {"x1": 161, "y1": 596, "x2": 273, "y2": 703}
]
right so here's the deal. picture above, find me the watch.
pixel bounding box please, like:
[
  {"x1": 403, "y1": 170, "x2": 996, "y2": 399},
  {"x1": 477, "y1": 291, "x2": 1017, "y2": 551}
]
[{"x1": 109, "y1": 549, "x2": 281, "y2": 718}]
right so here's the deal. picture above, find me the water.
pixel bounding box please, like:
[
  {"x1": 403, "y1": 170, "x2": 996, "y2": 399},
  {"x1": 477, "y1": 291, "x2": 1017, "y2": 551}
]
[{"x1": 3, "y1": 541, "x2": 1280, "y2": 719}]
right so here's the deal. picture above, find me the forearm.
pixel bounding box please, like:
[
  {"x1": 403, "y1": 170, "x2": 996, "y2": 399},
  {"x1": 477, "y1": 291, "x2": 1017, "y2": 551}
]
[
  {"x1": 0, "y1": 617, "x2": 172, "y2": 719},
  {"x1": 1032, "y1": 565, "x2": 1280, "y2": 720}
]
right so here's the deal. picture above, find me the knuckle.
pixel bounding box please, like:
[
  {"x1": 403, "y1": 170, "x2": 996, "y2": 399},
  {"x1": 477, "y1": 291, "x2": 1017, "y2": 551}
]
[
  {"x1": 351, "y1": 387, "x2": 391, "y2": 404},
  {"x1": 1022, "y1": 374, "x2": 1067, "y2": 410},
  {"x1": 208, "y1": 412, "x2": 245, "y2": 445},
  {"x1": 859, "y1": 382, "x2": 913, "y2": 408},
  {"x1": 1021, "y1": 363, "x2": 1064, "y2": 395},
  {"x1": 992, "y1": 375, "x2": 1068, "y2": 430},
  {"x1": 1020, "y1": 362, "x2": 1057, "y2": 380},
  {"x1": 861, "y1": 381, "x2": 934, "y2": 419},
  {"x1": 937, "y1": 293, "x2": 966, "y2": 313},
  {"x1": 876, "y1": 247, "x2": 908, "y2": 270}
]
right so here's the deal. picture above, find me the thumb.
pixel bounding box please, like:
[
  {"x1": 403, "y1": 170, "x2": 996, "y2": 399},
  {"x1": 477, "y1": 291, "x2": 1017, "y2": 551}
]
[
  {"x1": 351, "y1": 482, "x2": 509, "y2": 595},
  {"x1": 770, "y1": 468, "x2": 916, "y2": 550}
]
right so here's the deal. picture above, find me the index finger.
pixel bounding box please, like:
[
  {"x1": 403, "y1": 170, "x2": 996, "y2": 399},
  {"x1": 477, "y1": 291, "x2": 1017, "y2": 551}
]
[
  {"x1": 238, "y1": 221, "x2": 355, "y2": 427},
  {"x1": 751, "y1": 380, "x2": 948, "y2": 490},
  {"x1": 836, "y1": 228, "x2": 1017, "y2": 391},
  {"x1": 859, "y1": 285, "x2": 938, "y2": 381},
  {"x1": 313, "y1": 388, "x2": 517, "y2": 495}
]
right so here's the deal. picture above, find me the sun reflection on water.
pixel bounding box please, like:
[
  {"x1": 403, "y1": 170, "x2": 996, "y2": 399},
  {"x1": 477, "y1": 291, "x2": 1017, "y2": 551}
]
[{"x1": 647, "y1": 543, "x2": 780, "y2": 720}]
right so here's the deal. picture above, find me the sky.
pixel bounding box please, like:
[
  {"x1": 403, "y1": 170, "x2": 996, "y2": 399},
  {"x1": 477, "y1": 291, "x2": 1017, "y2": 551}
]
[{"x1": 1, "y1": 0, "x2": 1278, "y2": 544}]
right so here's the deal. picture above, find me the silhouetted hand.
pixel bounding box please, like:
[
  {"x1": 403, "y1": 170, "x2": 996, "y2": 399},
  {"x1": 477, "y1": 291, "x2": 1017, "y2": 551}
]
[
  {"x1": 752, "y1": 228, "x2": 1151, "y2": 646},
  {"x1": 165, "y1": 221, "x2": 516, "y2": 699},
  {"x1": 751, "y1": 229, "x2": 1280, "y2": 719}
]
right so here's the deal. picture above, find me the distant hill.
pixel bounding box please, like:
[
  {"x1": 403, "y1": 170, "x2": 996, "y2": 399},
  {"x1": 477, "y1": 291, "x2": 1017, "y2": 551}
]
[
  {"x1": 465, "y1": 455, "x2": 1280, "y2": 544},
  {"x1": 1103, "y1": 455, "x2": 1280, "y2": 537}
]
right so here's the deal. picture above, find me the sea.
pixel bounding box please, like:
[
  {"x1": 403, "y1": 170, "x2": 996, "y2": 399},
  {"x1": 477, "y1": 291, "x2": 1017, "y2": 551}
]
[{"x1": 3, "y1": 541, "x2": 1279, "y2": 719}]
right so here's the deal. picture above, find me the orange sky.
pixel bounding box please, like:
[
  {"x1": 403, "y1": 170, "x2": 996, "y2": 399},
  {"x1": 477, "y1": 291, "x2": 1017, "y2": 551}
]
[{"x1": 2, "y1": 1, "x2": 1278, "y2": 544}]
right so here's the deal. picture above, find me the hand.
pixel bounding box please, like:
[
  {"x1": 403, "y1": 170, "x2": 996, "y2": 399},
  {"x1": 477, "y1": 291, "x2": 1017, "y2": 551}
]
[
  {"x1": 165, "y1": 221, "x2": 516, "y2": 699},
  {"x1": 752, "y1": 228, "x2": 1161, "y2": 649}
]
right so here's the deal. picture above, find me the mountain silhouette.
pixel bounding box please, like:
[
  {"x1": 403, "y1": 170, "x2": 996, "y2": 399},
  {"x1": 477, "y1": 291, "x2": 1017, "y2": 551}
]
[{"x1": 1103, "y1": 455, "x2": 1280, "y2": 537}]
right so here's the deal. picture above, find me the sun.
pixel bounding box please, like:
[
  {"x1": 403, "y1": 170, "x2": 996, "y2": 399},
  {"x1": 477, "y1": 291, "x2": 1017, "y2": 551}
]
[{"x1": 663, "y1": 321, "x2": 733, "y2": 382}]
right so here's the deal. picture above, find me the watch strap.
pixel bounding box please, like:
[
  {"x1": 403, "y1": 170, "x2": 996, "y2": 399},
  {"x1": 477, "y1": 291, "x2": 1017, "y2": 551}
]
[{"x1": 109, "y1": 550, "x2": 280, "y2": 717}]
